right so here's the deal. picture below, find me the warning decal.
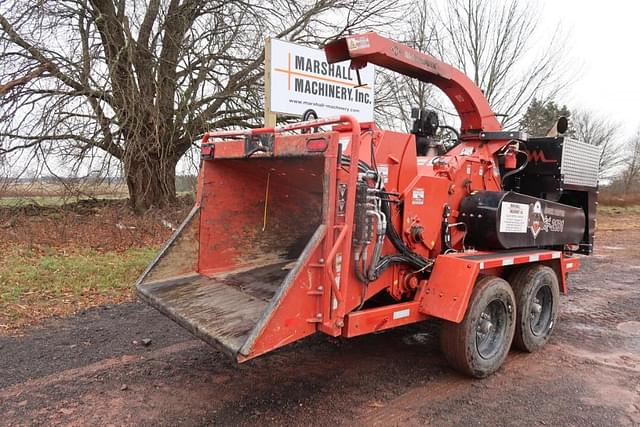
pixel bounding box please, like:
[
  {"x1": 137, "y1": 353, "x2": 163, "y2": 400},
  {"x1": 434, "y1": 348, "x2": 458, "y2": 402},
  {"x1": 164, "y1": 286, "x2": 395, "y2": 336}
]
[
  {"x1": 377, "y1": 164, "x2": 389, "y2": 184},
  {"x1": 499, "y1": 202, "x2": 529, "y2": 233},
  {"x1": 412, "y1": 188, "x2": 425, "y2": 205}
]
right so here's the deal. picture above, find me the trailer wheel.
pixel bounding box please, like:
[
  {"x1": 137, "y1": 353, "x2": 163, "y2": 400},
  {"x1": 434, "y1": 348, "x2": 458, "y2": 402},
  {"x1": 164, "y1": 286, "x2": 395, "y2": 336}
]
[
  {"x1": 440, "y1": 276, "x2": 516, "y2": 378},
  {"x1": 510, "y1": 265, "x2": 560, "y2": 352}
]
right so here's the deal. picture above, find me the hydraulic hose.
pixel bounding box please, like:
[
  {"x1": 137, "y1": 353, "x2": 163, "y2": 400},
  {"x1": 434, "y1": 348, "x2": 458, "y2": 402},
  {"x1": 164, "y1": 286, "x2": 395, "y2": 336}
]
[{"x1": 341, "y1": 156, "x2": 433, "y2": 280}]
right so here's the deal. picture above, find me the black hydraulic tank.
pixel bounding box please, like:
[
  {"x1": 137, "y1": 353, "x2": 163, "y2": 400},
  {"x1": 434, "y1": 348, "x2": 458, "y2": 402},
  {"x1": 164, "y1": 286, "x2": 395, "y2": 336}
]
[{"x1": 459, "y1": 191, "x2": 586, "y2": 250}]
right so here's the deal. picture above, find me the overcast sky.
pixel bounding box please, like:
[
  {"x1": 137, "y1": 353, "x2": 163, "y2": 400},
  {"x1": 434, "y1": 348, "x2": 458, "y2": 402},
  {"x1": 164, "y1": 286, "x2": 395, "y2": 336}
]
[{"x1": 540, "y1": 0, "x2": 640, "y2": 140}]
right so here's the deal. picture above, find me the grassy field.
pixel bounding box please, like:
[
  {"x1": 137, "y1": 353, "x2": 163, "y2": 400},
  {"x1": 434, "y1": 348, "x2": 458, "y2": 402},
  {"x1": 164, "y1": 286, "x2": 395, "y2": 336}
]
[
  {"x1": 0, "y1": 178, "x2": 196, "y2": 207},
  {"x1": 0, "y1": 192, "x2": 192, "y2": 207},
  {"x1": 597, "y1": 204, "x2": 640, "y2": 215},
  {"x1": 0, "y1": 246, "x2": 156, "y2": 331},
  {"x1": 0, "y1": 194, "x2": 127, "y2": 207}
]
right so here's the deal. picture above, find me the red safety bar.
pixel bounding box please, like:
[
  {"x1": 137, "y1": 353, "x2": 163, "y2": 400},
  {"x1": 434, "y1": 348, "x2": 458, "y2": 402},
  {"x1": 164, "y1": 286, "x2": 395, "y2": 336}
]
[{"x1": 202, "y1": 115, "x2": 360, "y2": 142}]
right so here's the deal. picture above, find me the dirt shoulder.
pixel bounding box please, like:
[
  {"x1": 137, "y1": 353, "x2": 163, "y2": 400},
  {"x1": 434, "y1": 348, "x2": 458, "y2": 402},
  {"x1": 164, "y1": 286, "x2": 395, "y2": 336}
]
[
  {"x1": 0, "y1": 211, "x2": 638, "y2": 426},
  {"x1": 0, "y1": 199, "x2": 191, "y2": 332}
]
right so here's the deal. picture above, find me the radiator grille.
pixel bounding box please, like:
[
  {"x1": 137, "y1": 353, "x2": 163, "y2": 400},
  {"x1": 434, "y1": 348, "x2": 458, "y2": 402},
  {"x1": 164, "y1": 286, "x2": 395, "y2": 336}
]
[{"x1": 561, "y1": 138, "x2": 602, "y2": 188}]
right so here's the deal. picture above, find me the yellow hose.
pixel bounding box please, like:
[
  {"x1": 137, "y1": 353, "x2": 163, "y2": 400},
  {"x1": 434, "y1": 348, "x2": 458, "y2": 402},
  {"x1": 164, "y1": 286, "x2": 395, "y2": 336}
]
[{"x1": 262, "y1": 172, "x2": 270, "y2": 231}]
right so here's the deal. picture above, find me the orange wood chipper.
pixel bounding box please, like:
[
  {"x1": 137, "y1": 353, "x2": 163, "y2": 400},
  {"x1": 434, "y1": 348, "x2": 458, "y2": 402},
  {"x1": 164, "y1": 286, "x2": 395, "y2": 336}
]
[{"x1": 136, "y1": 32, "x2": 601, "y2": 378}]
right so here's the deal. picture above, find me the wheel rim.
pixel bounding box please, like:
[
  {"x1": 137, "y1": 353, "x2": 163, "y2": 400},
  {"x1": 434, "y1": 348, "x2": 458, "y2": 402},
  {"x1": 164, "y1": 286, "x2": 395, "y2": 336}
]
[
  {"x1": 530, "y1": 279, "x2": 553, "y2": 336},
  {"x1": 475, "y1": 299, "x2": 508, "y2": 359}
]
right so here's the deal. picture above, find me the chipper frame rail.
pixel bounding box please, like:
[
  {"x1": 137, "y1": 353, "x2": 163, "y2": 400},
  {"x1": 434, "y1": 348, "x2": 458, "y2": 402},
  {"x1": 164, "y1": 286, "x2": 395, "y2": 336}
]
[{"x1": 136, "y1": 32, "x2": 599, "y2": 378}]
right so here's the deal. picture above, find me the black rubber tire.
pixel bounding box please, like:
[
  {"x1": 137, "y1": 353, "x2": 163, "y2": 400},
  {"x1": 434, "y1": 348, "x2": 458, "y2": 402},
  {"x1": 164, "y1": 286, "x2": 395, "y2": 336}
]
[
  {"x1": 440, "y1": 275, "x2": 516, "y2": 378},
  {"x1": 510, "y1": 265, "x2": 560, "y2": 352}
]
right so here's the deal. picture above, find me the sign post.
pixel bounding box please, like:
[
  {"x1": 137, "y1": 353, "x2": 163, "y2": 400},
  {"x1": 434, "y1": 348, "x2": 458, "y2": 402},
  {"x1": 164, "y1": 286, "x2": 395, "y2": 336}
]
[
  {"x1": 263, "y1": 38, "x2": 277, "y2": 127},
  {"x1": 263, "y1": 38, "x2": 375, "y2": 124}
]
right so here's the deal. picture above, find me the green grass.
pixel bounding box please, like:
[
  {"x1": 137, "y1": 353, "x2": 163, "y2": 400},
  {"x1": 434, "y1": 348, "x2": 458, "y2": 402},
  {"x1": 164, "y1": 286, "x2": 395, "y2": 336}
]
[
  {"x1": 0, "y1": 192, "x2": 193, "y2": 207},
  {"x1": 0, "y1": 246, "x2": 157, "y2": 329},
  {"x1": 0, "y1": 194, "x2": 128, "y2": 207}
]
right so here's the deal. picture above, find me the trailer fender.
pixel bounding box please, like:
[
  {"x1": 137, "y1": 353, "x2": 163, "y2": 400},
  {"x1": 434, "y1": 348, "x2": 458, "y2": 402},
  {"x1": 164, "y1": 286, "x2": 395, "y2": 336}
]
[
  {"x1": 417, "y1": 250, "x2": 572, "y2": 323},
  {"x1": 417, "y1": 255, "x2": 481, "y2": 323}
]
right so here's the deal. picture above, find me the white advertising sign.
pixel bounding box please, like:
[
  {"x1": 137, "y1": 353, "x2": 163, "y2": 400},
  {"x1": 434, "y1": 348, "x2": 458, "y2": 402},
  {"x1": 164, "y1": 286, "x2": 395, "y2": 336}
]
[{"x1": 268, "y1": 38, "x2": 375, "y2": 121}]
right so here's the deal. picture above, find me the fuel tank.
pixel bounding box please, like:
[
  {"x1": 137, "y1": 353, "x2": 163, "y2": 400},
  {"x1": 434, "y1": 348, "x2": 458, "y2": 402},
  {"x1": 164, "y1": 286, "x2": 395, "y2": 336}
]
[{"x1": 459, "y1": 191, "x2": 585, "y2": 250}]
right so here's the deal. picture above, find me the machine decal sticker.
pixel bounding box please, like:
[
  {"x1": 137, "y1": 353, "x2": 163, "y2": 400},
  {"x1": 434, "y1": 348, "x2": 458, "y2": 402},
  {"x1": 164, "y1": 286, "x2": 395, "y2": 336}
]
[
  {"x1": 530, "y1": 201, "x2": 545, "y2": 238},
  {"x1": 333, "y1": 254, "x2": 342, "y2": 310},
  {"x1": 528, "y1": 150, "x2": 557, "y2": 164},
  {"x1": 544, "y1": 206, "x2": 566, "y2": 218},
  {"x1": 412, "y1": 188, "x2": 425, "y2": 205},
  {"x1": 499, "y1": 202, "x2": 529, "y2": 233},
  {"x1": 392, "y1": 309, "x2": 410, "y2": 320},
  {"x1": 460, "y1": 146, "x2": 474, "y2": 156},
  {"x1": 348, "y1": 36, "x2": 370, "y2": 50},
  {"x1": 377, "y1": 164, "x2": 389, "y2": 184},
  {"x1": 529, "y1": 201, "x2": 565, "y2": 239},
  {"x1": 337, "y1": 183, "x2": 347, "y2": 216}
]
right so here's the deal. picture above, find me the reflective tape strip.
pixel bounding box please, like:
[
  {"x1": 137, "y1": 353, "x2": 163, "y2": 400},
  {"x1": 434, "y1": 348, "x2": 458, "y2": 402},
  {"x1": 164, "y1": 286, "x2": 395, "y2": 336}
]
[
  {"x1": 393, "y1": 309, "x2": 410, "y2": 320},
  {"x1": 471, "y1": 250, "x2": 560, "y2": 271}
]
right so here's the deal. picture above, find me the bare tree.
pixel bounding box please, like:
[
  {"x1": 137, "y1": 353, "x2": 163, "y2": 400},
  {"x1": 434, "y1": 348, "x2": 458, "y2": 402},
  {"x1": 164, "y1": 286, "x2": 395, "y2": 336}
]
[
  {"x1": 374, "y1": 2, "x2": 440, "y2": 131},
  {"x1": 378, "y1": 0, "x2": 571, "y2": 131},
  {"x1": 621, "y1": 130, "x2": 640, "y2": 193},
  {"x1": 0, "y1": 0, "x2": 400, "y2": 212},
  {"x1": 0, "y1": 64, "x2": 52, "y2": 97},
  {"x1": 570, "y1": 110, "x2": 623, "y2": 179}
]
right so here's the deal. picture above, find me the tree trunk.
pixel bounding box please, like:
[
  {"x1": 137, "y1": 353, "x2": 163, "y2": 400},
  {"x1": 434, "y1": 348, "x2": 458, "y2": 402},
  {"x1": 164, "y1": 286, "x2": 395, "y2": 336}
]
[{"x1": 124, "y1": 153, "x2": 178, "y2": 213}]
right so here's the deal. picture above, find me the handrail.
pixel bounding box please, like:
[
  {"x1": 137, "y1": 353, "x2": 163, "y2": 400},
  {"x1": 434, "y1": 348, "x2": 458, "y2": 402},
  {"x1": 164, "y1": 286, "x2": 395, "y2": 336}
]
[{"x1": 202, "y1": 115, "x2": 360, "y2": 143}]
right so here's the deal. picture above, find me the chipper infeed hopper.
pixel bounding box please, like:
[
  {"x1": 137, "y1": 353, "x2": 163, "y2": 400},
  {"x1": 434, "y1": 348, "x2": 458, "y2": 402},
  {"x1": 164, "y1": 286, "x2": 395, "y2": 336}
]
[{"x1": 136, "y1": 117, "x2": 362, "y2": 362}]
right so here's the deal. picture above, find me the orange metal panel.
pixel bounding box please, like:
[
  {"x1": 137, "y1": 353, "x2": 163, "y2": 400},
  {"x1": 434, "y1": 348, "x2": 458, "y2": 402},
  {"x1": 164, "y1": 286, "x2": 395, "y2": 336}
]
[
  {"x1": 343, "y1": 301, "x2": 427, "y2": 338},
  {"x1": 238, "y1": 228, "x2": 327, "y2": 362},
  {"x1": 402, "y1": 175, "x2": 451, "y2": 251},
  {"x1": 207, "y1": 139, "x2": 245, "y2": 158},
  {"x1": 417, "y1": 255, "x2": 480, "y2": 323},
  {"x1": 562, "y1": 256, "x2": 580, "y2": 273},
  {"x1": 558, "y1": 255, "x2": 580, "y2": 293}
]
